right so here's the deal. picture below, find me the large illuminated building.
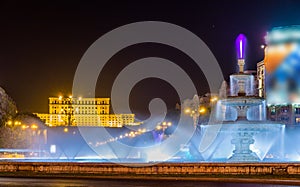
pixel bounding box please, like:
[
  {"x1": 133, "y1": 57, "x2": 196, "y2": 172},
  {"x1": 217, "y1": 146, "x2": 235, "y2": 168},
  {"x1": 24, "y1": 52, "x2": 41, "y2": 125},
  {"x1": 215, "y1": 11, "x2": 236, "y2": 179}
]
[
  {"x1": 35, "y1": 96, "x2": 139, "y2": 127},
  {"x1": 260, "y1": 25, "x2": 300, "y2": 125}
]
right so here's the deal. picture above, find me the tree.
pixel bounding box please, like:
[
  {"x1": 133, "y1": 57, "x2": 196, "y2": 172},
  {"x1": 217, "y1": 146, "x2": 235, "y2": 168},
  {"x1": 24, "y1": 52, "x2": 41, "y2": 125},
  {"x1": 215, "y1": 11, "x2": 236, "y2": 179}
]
[
  {"x1": 219, "y1": 80, "x2": 228, "y2": 99},
  {"x1": 0, "y1": 87, "x2": 34, "y2": 148},
  {"x1": 0, "y1": 87, "x2": 17, "y2": 126},
  {"x1": 0, "y1": 126, "x2": 31, "y2": 149}
]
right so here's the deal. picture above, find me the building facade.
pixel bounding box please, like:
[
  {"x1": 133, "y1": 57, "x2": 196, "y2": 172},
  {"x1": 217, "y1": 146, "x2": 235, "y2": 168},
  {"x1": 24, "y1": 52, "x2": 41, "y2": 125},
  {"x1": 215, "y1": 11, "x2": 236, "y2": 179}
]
[
  {"x1": 260, "y1": 26, "x2": 300, "y2": 126},
  {"x1": 257, "y1": 60, "x2": 266, "y2": 98},
  {"x1": 267, "y1": 104, "x2": 300, "y2": 126},
  {"x1": 35, "y1": 96, "x2": 139, "y2": 127},
  {"x1": 257, "y1": 60, "x2": 300, "y2": 126}
]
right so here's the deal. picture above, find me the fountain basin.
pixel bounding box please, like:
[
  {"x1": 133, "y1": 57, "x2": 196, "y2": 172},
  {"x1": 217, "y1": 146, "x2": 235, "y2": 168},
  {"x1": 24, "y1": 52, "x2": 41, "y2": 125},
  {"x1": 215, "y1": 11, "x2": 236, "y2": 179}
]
[
  {"x1": 222, "y1": 97, "x2": 264, "y2": 106},
  {"x1": 199, "y1": 121, "x2": 285, "y2": 162}
]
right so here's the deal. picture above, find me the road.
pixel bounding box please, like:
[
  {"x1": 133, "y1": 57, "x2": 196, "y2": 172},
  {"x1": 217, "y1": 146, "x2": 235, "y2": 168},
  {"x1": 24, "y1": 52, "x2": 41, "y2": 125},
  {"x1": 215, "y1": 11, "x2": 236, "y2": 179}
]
[{"x1": 0, "y1": 177, "x2": 296, "y2": 187}]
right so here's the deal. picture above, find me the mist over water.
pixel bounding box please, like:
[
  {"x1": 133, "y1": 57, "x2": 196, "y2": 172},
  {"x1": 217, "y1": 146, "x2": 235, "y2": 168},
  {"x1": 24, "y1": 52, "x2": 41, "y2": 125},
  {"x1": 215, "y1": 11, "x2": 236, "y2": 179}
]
[{"x1": 2, "y1": 113, "x2": 300, "y2": 163}]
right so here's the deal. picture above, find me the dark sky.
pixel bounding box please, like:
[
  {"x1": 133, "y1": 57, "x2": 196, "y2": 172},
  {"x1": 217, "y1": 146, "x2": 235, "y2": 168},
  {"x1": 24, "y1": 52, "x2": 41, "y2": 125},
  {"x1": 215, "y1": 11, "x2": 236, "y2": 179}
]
[{"x1": 1, "y1": 0, "x2": 300, "y2": 115}]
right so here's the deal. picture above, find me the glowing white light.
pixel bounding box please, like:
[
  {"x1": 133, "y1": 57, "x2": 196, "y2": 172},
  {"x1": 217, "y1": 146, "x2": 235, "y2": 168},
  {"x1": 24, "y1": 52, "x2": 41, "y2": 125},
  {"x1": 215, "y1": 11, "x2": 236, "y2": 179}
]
[
  {"x1": 240, "y1": 40, "x2": 243, "y2": 58},
  {"x1": 50, "y1": 145, "x2": 56, "y2": 154}
]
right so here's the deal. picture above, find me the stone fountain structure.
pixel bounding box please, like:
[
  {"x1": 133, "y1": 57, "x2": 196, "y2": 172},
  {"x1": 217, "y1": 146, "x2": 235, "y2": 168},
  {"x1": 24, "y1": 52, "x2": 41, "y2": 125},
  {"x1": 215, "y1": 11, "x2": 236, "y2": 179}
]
[{"x1": 199, "y1": 34, "x2": 285, "y2": 162}]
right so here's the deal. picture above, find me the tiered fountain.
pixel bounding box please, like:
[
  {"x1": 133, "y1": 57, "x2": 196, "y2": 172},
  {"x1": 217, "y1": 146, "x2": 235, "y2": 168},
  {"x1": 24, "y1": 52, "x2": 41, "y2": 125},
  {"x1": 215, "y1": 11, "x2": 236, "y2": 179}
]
[{"x1": 199, "y1": 34, "x2": 285, "y2": 162}]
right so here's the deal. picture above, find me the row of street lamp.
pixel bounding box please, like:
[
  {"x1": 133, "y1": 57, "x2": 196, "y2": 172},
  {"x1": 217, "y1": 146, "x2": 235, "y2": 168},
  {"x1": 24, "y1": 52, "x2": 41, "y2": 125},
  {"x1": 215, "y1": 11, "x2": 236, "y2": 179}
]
[
  {"x1": 183, "y1": 95, "x2": 218, "y2": 128},
  {"x1": 93, "y1": 128, "x2": 148, "y2": 147},
  {"x1": 92, "y1": 121, "x2": 173, "y2": 147},
  {"x1": 156, "y1": 121, "x2": 172, "y2": 130},
  {"x1": 6, "y1": 120, "x2": 39, "y2": 130}
]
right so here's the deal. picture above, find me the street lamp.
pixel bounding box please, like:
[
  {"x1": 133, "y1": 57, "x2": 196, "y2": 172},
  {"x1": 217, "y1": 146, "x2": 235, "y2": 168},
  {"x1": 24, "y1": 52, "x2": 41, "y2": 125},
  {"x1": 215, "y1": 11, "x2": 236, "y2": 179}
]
[
  {"x1": 5, "y1": 120, "x2": 21, "y2": 127},
  {"x1": 156, "y1": 121, "x2": 172, "y2": 138},
  {"x1": 210, "y1": 96, "x2": 218, "y2": 103},
  {"x1": 31, "y1": 124, "x2": 38, "y2": 130},
  {"x1": 183, "y1": 95, "x2": 201, "y2": 129},
  {"x1": 183, "y1": 94, "x2": 215, "y2": 128},
  {"x1": 199, "y1": 107, "x2": 206, "y2": 114},
  {"x1": 63, "y1": 127, "x2": 68, "y2": 133},
  {"x1": 184, "y1": 105, "x2": 207, "y2": 128}
]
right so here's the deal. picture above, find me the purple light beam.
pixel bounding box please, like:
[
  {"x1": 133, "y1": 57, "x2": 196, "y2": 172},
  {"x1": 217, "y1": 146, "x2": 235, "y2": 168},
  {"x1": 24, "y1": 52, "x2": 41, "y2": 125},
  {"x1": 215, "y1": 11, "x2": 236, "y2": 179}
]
[{"x1": 236, "y1": 34, "x2": 246, "y2": 59}]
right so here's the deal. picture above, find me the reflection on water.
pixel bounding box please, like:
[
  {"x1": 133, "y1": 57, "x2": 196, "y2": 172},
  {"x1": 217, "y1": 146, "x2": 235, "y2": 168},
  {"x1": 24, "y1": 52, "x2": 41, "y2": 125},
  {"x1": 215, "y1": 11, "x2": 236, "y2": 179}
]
[{"x1": 0, "y1": 178, "x2": 296, "y2": 187}]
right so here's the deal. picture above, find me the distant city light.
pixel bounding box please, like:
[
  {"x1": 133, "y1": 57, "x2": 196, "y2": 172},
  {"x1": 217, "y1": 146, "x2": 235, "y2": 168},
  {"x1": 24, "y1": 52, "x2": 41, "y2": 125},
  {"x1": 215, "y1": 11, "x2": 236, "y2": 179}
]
[
  {"x1": 210, "y1": 96, "x2": 218, "y2": 102},
  {"x1": 21, "y1": 125, "x2": 28, "y2": 130},
  {"x1": 63, "y1": 128, "x2": 68, "y2": 133},
  {"x1": 199, "y1": 107, "x2": 206, "y2": 114},
  {"x1": 14, "y1": 121, "x2": 21, "y2": 125},
  {"x1": 184, "y1": 108, "x2": 191, "y2": 114}
]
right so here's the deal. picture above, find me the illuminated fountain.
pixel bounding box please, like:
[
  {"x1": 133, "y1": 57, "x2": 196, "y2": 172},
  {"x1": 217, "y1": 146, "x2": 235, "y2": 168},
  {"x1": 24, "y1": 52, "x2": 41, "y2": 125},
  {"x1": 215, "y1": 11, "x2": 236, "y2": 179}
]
[{"x1": 199, "y1": 34, "x2": 285, "y2": 162}]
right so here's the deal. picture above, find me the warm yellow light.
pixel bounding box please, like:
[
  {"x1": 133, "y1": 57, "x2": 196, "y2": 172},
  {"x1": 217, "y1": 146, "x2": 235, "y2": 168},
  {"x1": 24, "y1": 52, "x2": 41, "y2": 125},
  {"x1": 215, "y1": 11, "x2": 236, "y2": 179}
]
[
  {"x1": 199, "y1": 107, "x2": 206, "y2": 114},
  {"x1": 21, "y1": 125, "x2": 27, "y2": 130},
  {"x1": 184, "y1": 108, "x2": 191, "y2": 114},
  {"x1": 69, "y1": 95, "x2": 72, "y2": 99},
  {"x1": 7, "y1": 120, "x2": 12, "y2": 125},
  {"x1": 167, "y1": 122, "x2": 172, "y2": 126},
  {"x1": 63, "y1": 128, "x2": 68, "y2": 133},
  {"x1": 210, "y1": 96, "x2": 218, "y2": 102},
  {"x1": 162, "y1": 122, "x2": 167, "y2": 126},
  {"x1": 31, "y1": 124, "x2": 38, "y2": 129},
  {"x1": 156, "y1": 125, "x2": 162, "y2": 130},
  {"x1": 59, "y1": 95, "x2": 63, "y2": 100},
  {"x1": 78, "y1": 97, "x2": 82, "y2": 100}
]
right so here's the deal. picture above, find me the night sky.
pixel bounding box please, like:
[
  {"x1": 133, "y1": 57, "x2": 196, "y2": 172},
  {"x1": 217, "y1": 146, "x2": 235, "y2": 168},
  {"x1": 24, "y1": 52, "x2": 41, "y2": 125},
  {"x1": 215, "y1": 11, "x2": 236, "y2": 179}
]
[{"x1": 1, "y1": 0, "x2": 300, "y2": 117}]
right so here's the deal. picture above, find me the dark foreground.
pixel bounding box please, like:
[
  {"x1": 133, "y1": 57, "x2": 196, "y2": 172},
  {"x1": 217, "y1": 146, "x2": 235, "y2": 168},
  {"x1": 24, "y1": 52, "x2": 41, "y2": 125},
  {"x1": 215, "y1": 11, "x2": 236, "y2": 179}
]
[
  {"x1": 0, "y1": 177, "x2": 297, "y2": 187},
  {"x1": 1, "y1": 162, "x2": 300, "y2": 186}
]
